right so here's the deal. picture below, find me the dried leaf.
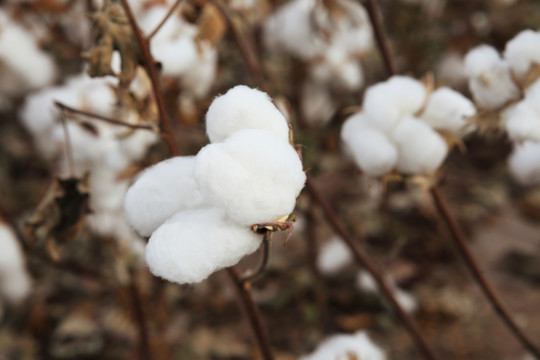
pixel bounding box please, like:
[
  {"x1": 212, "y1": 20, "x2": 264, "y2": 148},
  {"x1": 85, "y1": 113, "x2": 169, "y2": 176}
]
[
  {"x1": 195, "y1": 3, "x2": 227, "y2": 47},
  {"x1": 522, "y1": 62, "x2": 540, "y2": 90}
]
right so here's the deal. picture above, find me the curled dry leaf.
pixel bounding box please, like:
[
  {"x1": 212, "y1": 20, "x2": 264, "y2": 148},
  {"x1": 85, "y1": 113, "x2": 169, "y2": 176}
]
[{"x1": 195, "y1": 2, "x2": 227, "y2": 48}]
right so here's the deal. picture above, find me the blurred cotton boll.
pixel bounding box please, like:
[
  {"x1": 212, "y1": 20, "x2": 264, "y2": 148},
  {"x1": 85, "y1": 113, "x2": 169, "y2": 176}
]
[
  {"x1": 299, "y1": 331, "x2": 386, "y2": 360},
  {"x1": 420, "y1": 87, "x2": 477, "y2": 134},
  {"x1": 356, "y1": 271, "x2": 418, "y2": 314},
  {"x1": 504, "y1": 29, "x2": 540, "y2": 82},
  {"x1": 508, "y1": 141, "x2": 540, "y2": 186},
  {"x1": 316, "y1": 236, "x2": 353, "y2": 276},
  {"x1": 0, "y1": 222, "x2": 32, "y2": 304},
  {"x1": 145, "y1": 208, "x2": 262, "y2": 284},
  {"x1": 503, "y1": 101, "x2": 540, "y2": 143}
]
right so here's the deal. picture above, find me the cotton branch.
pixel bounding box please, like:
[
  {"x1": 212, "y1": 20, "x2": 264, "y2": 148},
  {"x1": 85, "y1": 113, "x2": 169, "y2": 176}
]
[
  {"x1": 239, "y1": 231, "x2": 272, "y2": 283},
  {"x1": 146, "y1": 0, "x2": 184, "y2": 40},
  {"x1": 361, "y1": 0, "x2": 396, "y2": 76}
]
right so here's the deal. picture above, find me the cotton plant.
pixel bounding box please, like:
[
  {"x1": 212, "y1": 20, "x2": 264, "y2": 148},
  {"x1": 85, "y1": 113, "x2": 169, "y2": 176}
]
[
  {"x1": 125, "y1": 85, "x2": 306, "y2": 284},
  {"x1": 264, "y1": 0, "x2": 373, "y2": 126},
  {"x1": 340, "y1": 75, "x2": 476, "y2": 179},
  {"x1": 299, "y1": 330, "x2": 386, "y2": 360}
]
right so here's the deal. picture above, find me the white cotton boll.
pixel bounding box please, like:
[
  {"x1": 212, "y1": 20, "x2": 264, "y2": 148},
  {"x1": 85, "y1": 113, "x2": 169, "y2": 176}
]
[
  {"x1": 138, "y1": 6, "x2": 182, "y2": 42},
  {"x1": 90, "y1": 169, "x2": 130, "y2": 212},
  {"x1": 464, "y1": 45, "x2": 520, "y2": 110},
  {"x1": 180, "y1": 44, "x2": 217, "y2": 98},
  {"x1": 332, "y1": 0, "x2": 373, "y2": 55},
  {"x1": 508, "y1": 141, "x2": 540, "y2": 186},
  {"x1": 195, "y1": 129, "x2": 306, "y2": 226},
  {"x1": 205, "y1": 85, "x2": 290, "y2": 143},
  {"x1": 151, "y1": 38, "x2": 198, "y2": 77},
  {"x1": 420, "y1": 87, "x2": 476, "y2": 134},
  {"x1": 316, "y1": 236, "x2": 353, "y2": 276},
  {"x1": 503, "y1": 101, "x2": 540, "y2": 143},
  {"x1": 299, "y1": 331, "x2": 386, "y2": 360},
  {"x1": 504, "y1": 29, "x2": 540, "y2": 81},
  {"x1": 391, "y1": 116, "x2": 448, "y2": 175},
  {"x1": 145, "y1": 207, "x2": 262, "y2": 284},
  {"x1": 0, "y1": 223, "x2": 32, "y2": 303},
  {"x1": 125, "y1": 156, "x2": 208, "y2": 237},
  {"x1": 363, "y1": 76, "x2": 427, "y2": 133},
  {"x1": 300, "y1": 81, "x2": 336, "y2": 127},
  {"x1": 356, "y1": 271, "x2": 418, "y2": 314},
  {"x1": 310, "y1": 44, "x2": 364, "y2": 91},
  {"x1": 117, "y1": 129, "x2": 160, "y2": 163},
  {"x1": 340, "y1": 113, "x2": 398, "y2": 177}
]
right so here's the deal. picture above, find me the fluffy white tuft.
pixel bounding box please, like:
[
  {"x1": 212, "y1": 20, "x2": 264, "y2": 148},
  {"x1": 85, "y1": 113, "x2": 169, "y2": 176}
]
[
  {"x1": 300, "y1": 80, "x2": 336, "y2": 127},
  {"x1": 124, "y1": 156, "x2": 208, "y2": 237},
  {"x1": 504, "y1": 29, "x2": 540, "y2": 81},
  {"x1": 420, "y1": 87, "x2": 476, "y2": 134},
  {"x1": 316, "y1": 236, "x2": 353, "y2": 276},
  {"x1": 391, "y1": 116, "x2": 448, "y2": 174},
  {"x1": 341, "y1": 113, "x2": 398, "y2": 177},
  {"x1": 508, "y1": 141, "x2": 540, "y2": 186},
  {"x1": 195, "y1": 129, "x2": 306, "y2": 226},
  {"x1": 363, "y1": 76, "x2": 427, "y2": 133},
  {"x1": 503, "y1": 101, "x2": 540, "y2": 143},
  {"x1": 205, "y1": 85, "x2": 290, "y2": 143},
  {"x1": 299, "y1": 331, "x2": 386, "y2": 360},
  {"x1": 145, "y1": 208, "x2": 262, "y2": 284},
  {"x1": 0, "y1": 223, "x2": 32, "y2": 303}
]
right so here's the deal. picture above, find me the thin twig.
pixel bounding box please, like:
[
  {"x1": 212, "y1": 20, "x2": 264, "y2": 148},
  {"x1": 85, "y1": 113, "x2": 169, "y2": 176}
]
[
  {"x1": 239, "y1": 231, "x2": 272, "y2": 283},
  {"x1": 430, "y1": 185, "x2": 540, "y2": 359},
  {"x1": 361, "y1": 0, "x2": 397, "y2": 76},
  {"x1": 58, "y1": 110, "x2": 76, "y2": 177},
  {"x1": 128, "y1": 269, "x2": 153, "y2": 360},
  {"x1": 146, "y1": 0, "x2": 184, "y2": 40},
  {"x1": 306, "y1": 177, "x2": 439, "y2": 360},
  {"x1": 55, "y1": 101, "x2": 156, "y2": 130},
  {"x1": 119, "y1": 0, "x2": 180, "y2": 156},
  {"x1": 227, "y1": 266, "x2": 274, "y2": 360}
]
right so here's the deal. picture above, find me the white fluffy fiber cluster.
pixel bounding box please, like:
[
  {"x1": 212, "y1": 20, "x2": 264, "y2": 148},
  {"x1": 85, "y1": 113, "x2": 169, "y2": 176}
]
[
  {"x1": 0, "y1": 8, "x2": 56, "y2": 98},
  {"x1": 20, "y1": 73, "x2": 159, "y2": 253},
  {"x1": 125, "y1": 85, "x2": 306, "y2": 284},
  {"x1": 299, "y1": 331, "x2": 386, "y2": 360},
  {"x1": 0, "y1": 222, "x2": 32, "y2": 305},
  {"x1": 264, "y1": 0, "x2": 373, "y2": 125},
  {"x1": 341, "y1": 76, "x2": 476, "y2": 177}
]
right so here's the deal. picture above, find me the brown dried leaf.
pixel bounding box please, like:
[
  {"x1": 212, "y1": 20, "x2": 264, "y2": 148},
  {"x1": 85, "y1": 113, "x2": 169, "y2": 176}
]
[
  {"x1": 522, "y1": 62, "x2": 540, "y2": 90},
  {"x1": 195, "y1": 3, "x2": 227, "y2": 47}
]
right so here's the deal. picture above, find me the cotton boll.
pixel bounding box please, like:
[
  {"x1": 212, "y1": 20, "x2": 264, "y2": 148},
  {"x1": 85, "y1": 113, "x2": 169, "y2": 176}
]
[
  {"x1": 508, "y1": 141, "x2": 540, "y2": 186},
  {"x1": 391, "y1": 116, "x2": 448, "y2": 175},
  {"x1": 117, "y1": 129, "x2": 160, "y2": 164},
  {"x1": 145, "y1": 207, "x2": 262, "y2": 284},
  {"x1": 503, "y1": 101, "x2": 540, "y2": 143},
  {"x1": 341, "y1": 113, "x2": 398, "y2": 177},
  {"x1": 316, "y1": 236, "x2": 353, "y2": 276},
  {"x1": 299, "y1": 331, "x2": 386, "y2": 360},
  {"x1": 151, "y1": 37, "x2": 198, "y2": 77},
  {"x1": 356, "y1": 271, "x2": 418, "y2": 314},
  {"x1": 0, "y1": 223, "x2": 32, "y2": 303},
  {"x1": 464, "y1": 45, "x2": 520, "y2": 110},
  {"x1": 195, "y1": 129, "x2": 306, "y2": 226},
  {"x1": 310, "y1": 44, "x2": 364, "y2": 91},
  {"x1": 125, "y1": 156, "x2": 208, "y2": 237},
  {"x1": 180, "y1": 44, "x2": 217, "y2": 98},
  {"x1": 300, "y1": 80, "x2": 336, "y2": 127},
  {"x1": 420, "y1": 87, "x2": 476, "y2": 134},
  {"x1": 331, "y1": 0, "x2": 373, "y2": 55},
  {"x1": 363, "y1": 76, "x2": 427, "y2": 133},
  {"x1": 205, "y1": 85, "x2": 290, "y2": 143},
  {"x1": 504, "y1": 29, "x2": 540, "y2": 81}
]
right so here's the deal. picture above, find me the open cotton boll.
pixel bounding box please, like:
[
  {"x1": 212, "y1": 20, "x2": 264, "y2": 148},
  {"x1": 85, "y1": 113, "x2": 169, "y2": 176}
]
[
  {"x1": 151, "y1": 38, "x2": 198, "y2": 77},
  {"x1": 0, "y1": 223, "x2": 32, "y2": 303},
  {"x1": 420, "y1": 87, "x2": 476, "y2": 134},
  {"x1": 363, "y1": 76, "x2": 427, "y2": 133},
  {"x1": 503, "y1": 101, "x2": 540, "y2": 143},
  {"x1": 341, "y1": 113, "x2": 398, "y2": 177},
  {"x1": 464, "y1": 45, "x2": 520, "y2": 110},
  {"x1": 125, "y1": 156, "x2": 208, "y2": 237},
  {"x1": 310, "y1": 44, "x2": 364, "y2": 91},
  {"x1": 504, "y1": 30, "x2": 540, "y2": 81},
  {"x1": 180, "y1": 44, "x2": 217, "y2": 98},
  {"x1": 316, "y1": 236, "x2": 353, "y2": 276},
  {"x1": 145, "y1": 207, "x2": 262, "y2": 284},
  {"x1": 300, "y1": 80, "x2": 336, "y2": 127},
  {"x1": 391, "y1": 116, "x2": 448, "y2": 175},
  {"x1": 195, "y1": 129, "x2": 306, "y2": 226},
  {"x1": 508, "y1": 141, "x2": 540, "y2": 186},
  {"x1": 205, "y1": 85, "x2": 290, "y2": 143},
  {"x1": 331, "y1": 0, "x2": 373, "y2": 55},
  {"x1": 299, "y1": 331, "x2": 386, "y2": 360}
]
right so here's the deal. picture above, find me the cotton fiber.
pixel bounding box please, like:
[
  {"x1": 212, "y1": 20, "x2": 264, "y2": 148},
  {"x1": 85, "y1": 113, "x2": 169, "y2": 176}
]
[
  {"x1": 0, "y1": 223, "x2": 32, "y2": 303},
  {"x1": 508, "y1": 141, "x2": 540, "y2": 185},
  {"x1": 420, "y1": 87, "x2": 476, "y2": 134},
  {"x1": 299, "y1": 331, "x2": 386, "y2": 360},
  {"x1": 504, "y1": 29, "x2": 540, "y2": 81}
]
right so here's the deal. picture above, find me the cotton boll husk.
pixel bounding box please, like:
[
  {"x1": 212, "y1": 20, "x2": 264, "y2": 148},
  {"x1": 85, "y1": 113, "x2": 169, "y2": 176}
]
[
  {"x1": 363, "y1": 76, "x2": 427, "y2": 133},
  {"x1": 316, "y1": 236, "x2": 353, "y2": 276},
  {"x1": 125, "y1": 156, "x2": 208, "y2": 237},
  {"x1": 464, "y1": 45, "x2": 520, "y2": 110},
  {"x1": 420, "y1": 87, "x2": 476, "y2": 134},
  {"x1": 299, "y1": 331, "x2": 386, "y2": 360},
  {"x1": 145, "y1": 207, "x2": 262, "y2": 284},
  {"x1": 508, "y1": 141, "x2": 540, "y2": 186},
  {"x1": 340, "y1": 113, "x2": 398, "y2": 177},
  {"x1": 503, "y1": 101, "x2": 540, "y2": 143},
  {"x1": 205, "y1": 85, "x2": 290, "y2": 143},
  {"x1": 300, "y1": 80, "x2": 336, "y2": 127},
  {"x1": 0, "y1": 223, "x2": 32, "y2": 303},
  {"x1": 391, "y1": 116, "x2": 448, "y2": 175},
  {"x1": 195, "y1": 129, "x2": 306, "y2": 226},
  {"x1": 504, "y1": 29, "x2": 540, "y2": 81}
]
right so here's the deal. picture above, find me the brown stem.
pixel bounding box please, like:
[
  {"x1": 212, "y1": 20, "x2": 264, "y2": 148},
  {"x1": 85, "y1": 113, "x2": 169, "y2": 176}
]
[
  {"x1": 210, "y1": 0, "x2": 267, "y2": 92},
  {"x1": 146, "y1": 0, "x2": 184, "y2": 40},
  {"x1": 55, "y1": 101, "x2": 156, "y2": 131},
  {"x1": 306, "y1": 177, "x2": 439, "y2": 360},
  {"x1": 239, "y1": 231, "x2": 272, "y2": 283},
  {"x1": 430, "y1": 185, "x2": 540, "y2": 359},
  {"x1": 361, "y1": 0, "x2": 397, "y2": 76},
  {"x1": 128, "y1": 270, "x2": 152, "y2": 360},
  {"x1": 58, "y1": 110, "x2": 76, "y2": 177},
  {"x1": 226, "y1": 266, "x2": 274, "y2": 360},
  {"x1": 119, "y1": 0, "x2": 180, "y2": 156}
]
